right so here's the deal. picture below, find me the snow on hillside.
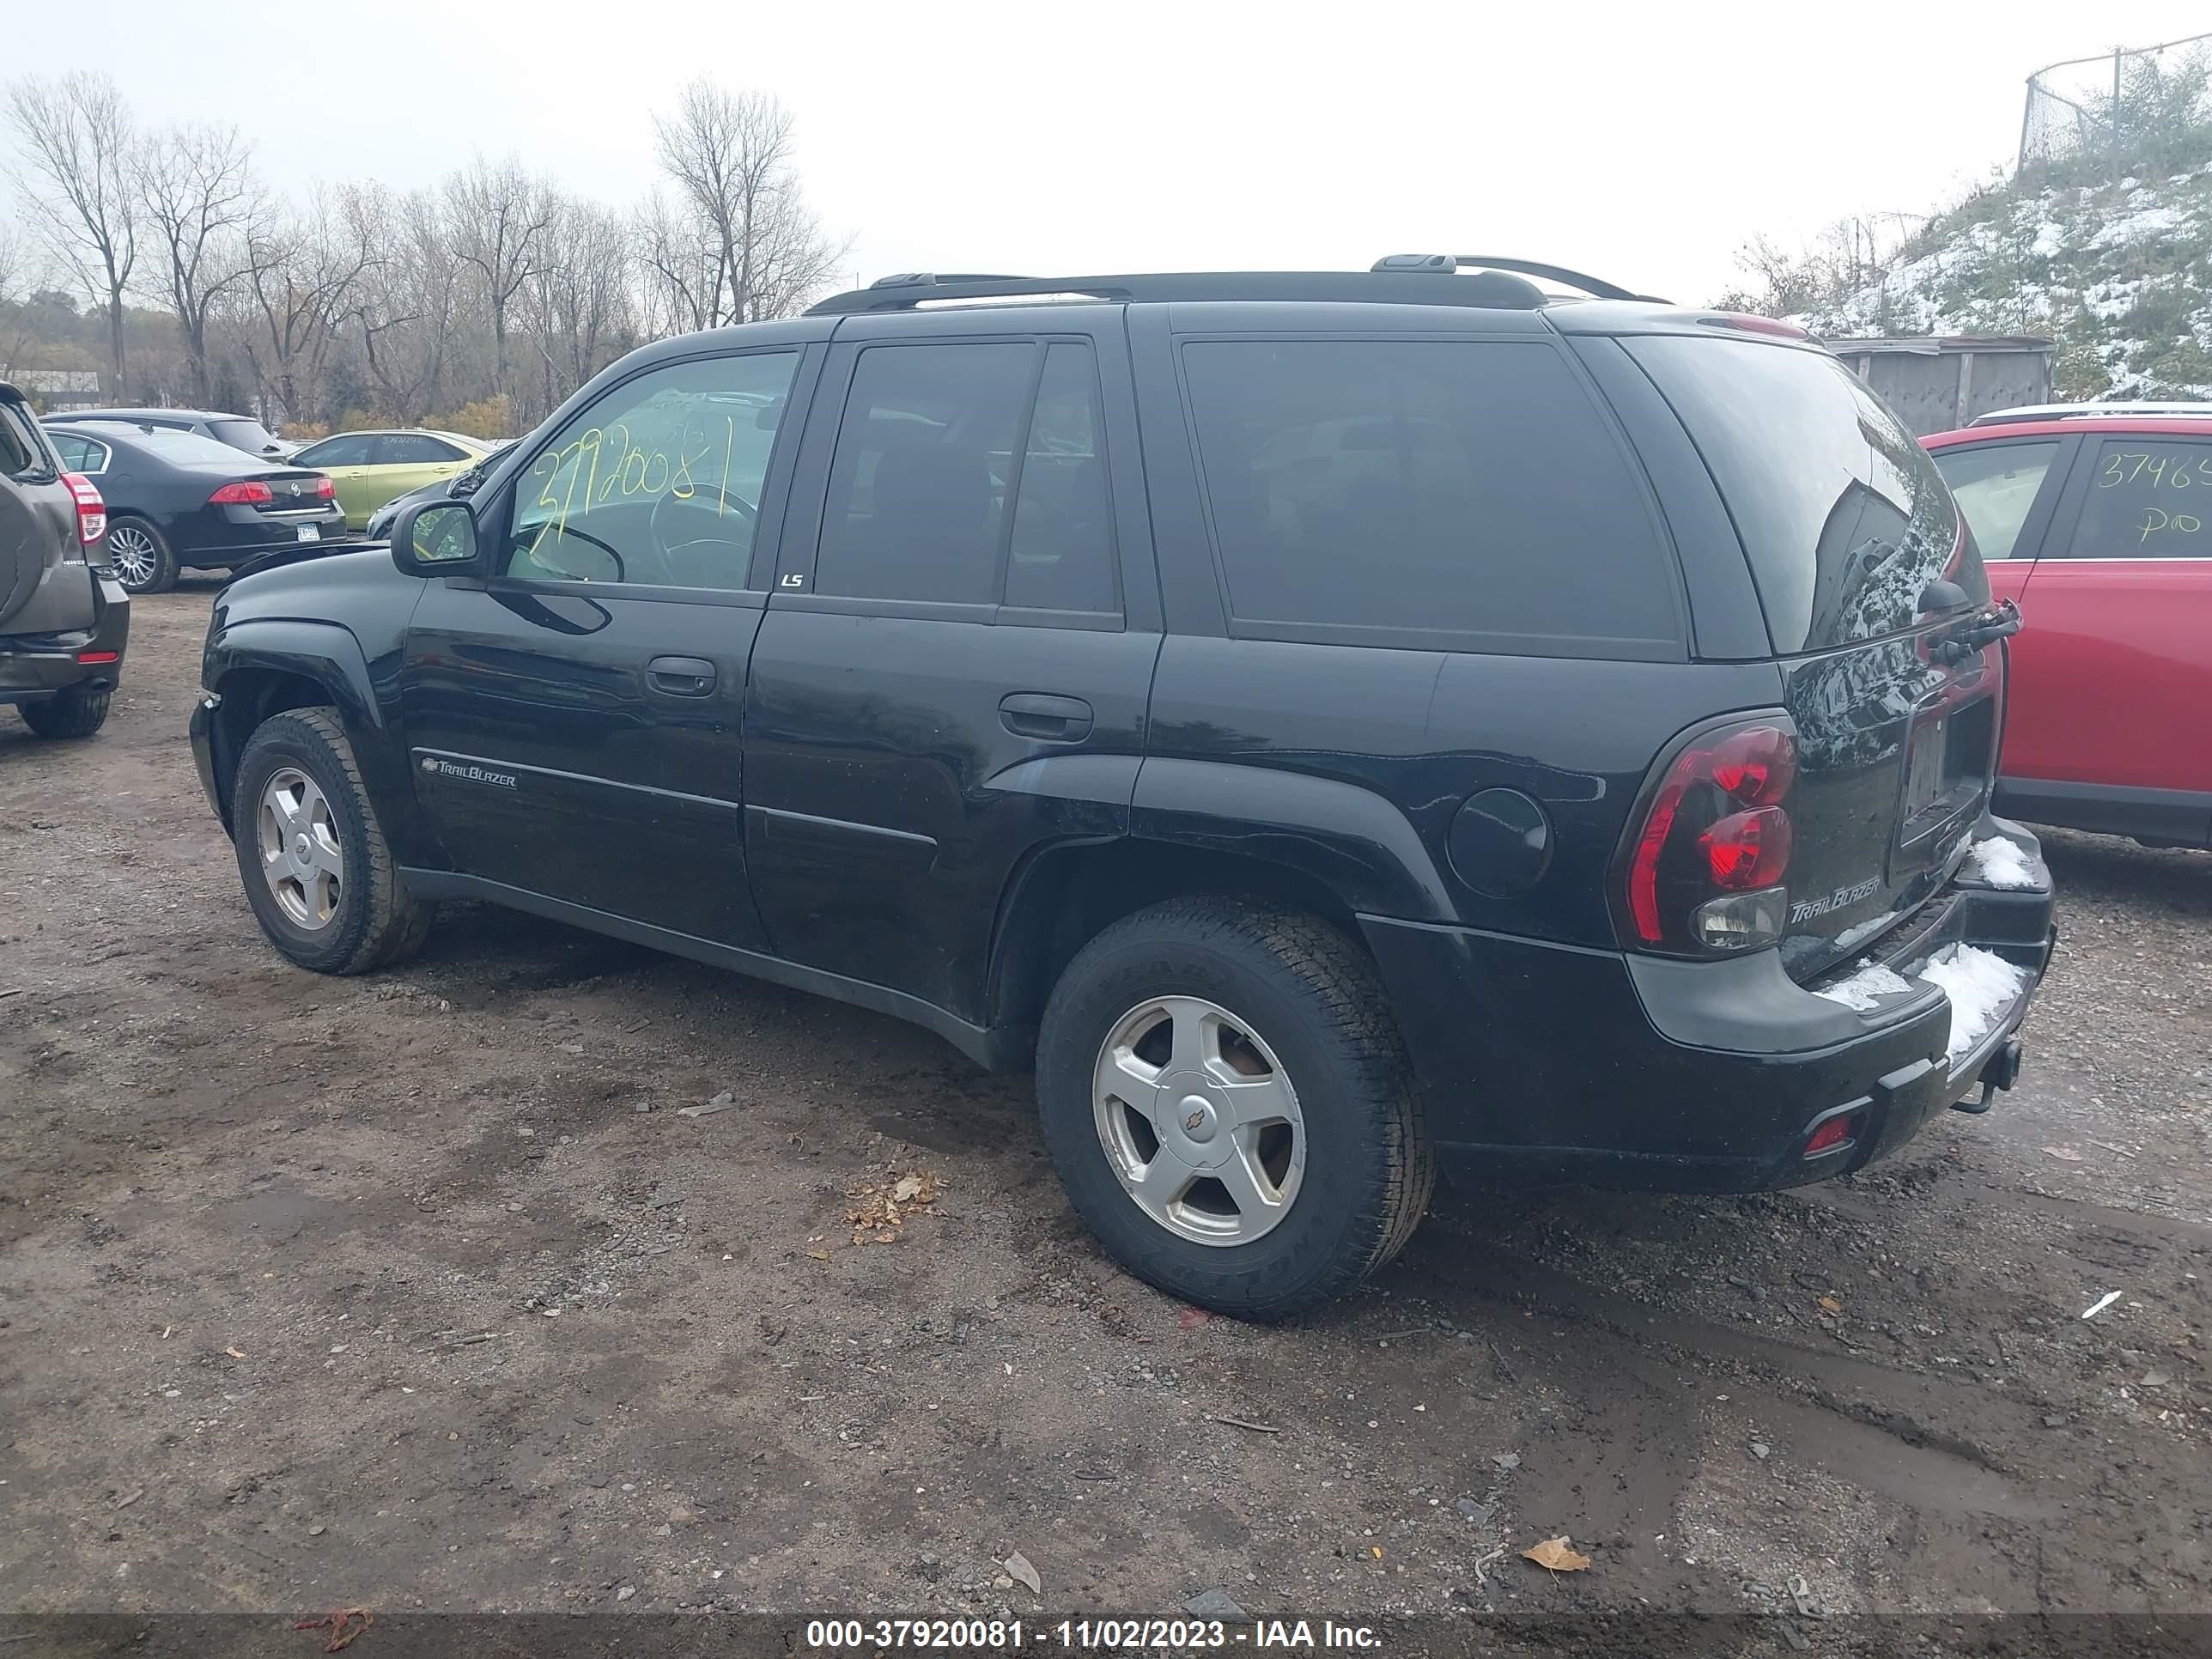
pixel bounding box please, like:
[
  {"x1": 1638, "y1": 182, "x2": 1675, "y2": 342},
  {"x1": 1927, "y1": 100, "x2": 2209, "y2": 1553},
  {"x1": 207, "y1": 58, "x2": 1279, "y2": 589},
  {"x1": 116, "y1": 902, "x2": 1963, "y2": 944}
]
[{"x1": 1791, "y1": 164, "x2": 2212, "y2": 400}]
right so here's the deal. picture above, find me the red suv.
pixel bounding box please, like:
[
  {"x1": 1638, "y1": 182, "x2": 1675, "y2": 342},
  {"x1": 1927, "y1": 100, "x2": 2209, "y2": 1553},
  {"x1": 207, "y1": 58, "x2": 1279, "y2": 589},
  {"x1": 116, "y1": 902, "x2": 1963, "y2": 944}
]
[{"x1": 1924, "y1": 407, "x2": 2212, "y2": 849}]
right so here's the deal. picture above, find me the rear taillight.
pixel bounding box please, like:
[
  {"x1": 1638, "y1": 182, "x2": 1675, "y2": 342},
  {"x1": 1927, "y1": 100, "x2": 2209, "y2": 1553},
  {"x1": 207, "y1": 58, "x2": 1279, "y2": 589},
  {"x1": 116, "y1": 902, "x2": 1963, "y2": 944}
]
[
  {"x1": 210, "y1": 480, "x2": 275, "y2": 505},
  {"x1": 63, "y1": 472, "x2": 106, "y2": 549},
  {"x1": 313, "y1": 474, "x2": 335, "y2": 500},
  {"x1": 1624, "y1": 718, "x2": 1799, "y2": 954}
]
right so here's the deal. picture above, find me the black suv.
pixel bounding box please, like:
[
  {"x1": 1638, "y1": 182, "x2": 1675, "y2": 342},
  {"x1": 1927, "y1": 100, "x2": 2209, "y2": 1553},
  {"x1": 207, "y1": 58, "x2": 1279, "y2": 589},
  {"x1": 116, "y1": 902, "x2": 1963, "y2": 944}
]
[
  {"x1": 3, "y1": 382, "x2": 130, "y2": 738},
  {"x1": 190, "y1": 260, "x2": 2057, "y2": 1318}
]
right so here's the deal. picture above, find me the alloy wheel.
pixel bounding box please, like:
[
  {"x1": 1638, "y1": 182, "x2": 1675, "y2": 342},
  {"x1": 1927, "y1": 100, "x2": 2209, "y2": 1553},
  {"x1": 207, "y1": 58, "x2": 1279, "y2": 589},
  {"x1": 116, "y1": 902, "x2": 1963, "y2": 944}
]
[
  {"x1": 1091, "y1": 994, "x2": 1306, "y2": 1246},
  {"x1": 106, "y1": 523, "x2": 158, "y2": 589},
  {"x1": 256, "y1": 767, "x2": 343, "y2": 930}
]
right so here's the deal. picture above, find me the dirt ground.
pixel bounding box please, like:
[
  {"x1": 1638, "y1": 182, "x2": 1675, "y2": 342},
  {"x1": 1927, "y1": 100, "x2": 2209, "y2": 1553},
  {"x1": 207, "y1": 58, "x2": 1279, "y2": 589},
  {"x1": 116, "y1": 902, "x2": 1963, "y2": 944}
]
[{"x1": 3, "y1": 583, "x2": 2209, "y2": 1637}]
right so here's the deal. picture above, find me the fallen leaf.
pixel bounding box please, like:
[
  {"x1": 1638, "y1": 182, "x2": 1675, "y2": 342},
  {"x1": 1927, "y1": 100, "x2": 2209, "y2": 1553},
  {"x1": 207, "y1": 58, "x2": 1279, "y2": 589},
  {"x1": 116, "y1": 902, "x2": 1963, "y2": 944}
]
[
  {"x1": 806, "y1": 1249, "x2": 830, "y2": 1262},
  {"x1": 1522, "y1": 1535, "x2": 1591, "y2": 1573},
  {"x1": 1178, "y1": 1308, "x2": 1209, "y2": 1331},
  {"x1": 1369, "y1": 1545, "x2": 1383, "y2": 1559},
  {"x1": 2042, "y1": 1146, "x2": 2084, "y2": 1162},
  {"x1": 1002, "y1": 1550, "x2": 1041, "y2": 1595},
  {"x1": 224, "y1": 1346, "x2": 247, "y2": 1360},
  {"x1": 1817, "y1": 1295, "x2": 1843, "y2": 1315},
  {"x1": 892, "y1": 1174, "x2": 924, "y2": 1203}
]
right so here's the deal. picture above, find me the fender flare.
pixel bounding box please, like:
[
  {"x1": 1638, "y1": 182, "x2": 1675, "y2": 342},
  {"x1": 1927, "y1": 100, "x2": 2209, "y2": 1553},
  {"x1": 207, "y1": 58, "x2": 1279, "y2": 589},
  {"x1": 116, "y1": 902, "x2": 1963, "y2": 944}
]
[
  {"x1": 207, "y1": 617, "x2": 382, "y2": 732},
  {"x1": 1127, "y1": 756, "x2": 1455, "y2": 923}
]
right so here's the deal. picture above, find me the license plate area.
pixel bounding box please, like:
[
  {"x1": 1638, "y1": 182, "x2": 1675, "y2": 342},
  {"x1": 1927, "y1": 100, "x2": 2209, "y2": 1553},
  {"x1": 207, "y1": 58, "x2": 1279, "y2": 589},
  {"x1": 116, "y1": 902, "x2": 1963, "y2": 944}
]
[
  {"x1": 1897, "y1": 694, "x2": 1995, "y2": 858},
  {"x1": 296, "y1": 525, "x2": 321, "y2": 543}
]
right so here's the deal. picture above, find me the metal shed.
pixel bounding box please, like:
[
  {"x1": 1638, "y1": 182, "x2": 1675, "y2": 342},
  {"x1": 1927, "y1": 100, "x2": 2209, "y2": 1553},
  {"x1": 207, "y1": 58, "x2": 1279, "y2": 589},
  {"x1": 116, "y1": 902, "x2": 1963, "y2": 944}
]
[{"x1": 1820, "y1": 337, "x2": 2055, "y2": 436}]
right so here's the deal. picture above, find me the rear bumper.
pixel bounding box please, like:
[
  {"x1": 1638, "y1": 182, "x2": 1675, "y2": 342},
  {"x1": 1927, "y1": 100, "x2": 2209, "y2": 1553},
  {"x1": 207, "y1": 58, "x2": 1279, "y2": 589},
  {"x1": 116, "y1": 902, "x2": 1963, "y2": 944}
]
[
  {"x1": 0, "y1": 575, "x2": 131, "y2": 705},
  {"x1": 172, "y1": 504, "x2": 349, "y2": 565},
  {"x1": 1362, "y1": 816, "x2": 2056, "y2": 1194}
]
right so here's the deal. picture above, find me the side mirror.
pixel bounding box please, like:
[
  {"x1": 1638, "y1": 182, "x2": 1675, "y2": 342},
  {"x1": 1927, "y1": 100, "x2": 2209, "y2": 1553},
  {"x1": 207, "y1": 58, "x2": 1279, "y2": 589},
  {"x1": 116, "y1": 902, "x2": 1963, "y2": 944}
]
[{"x1": 390, "y1": 500, "x2": 483, "y2": 578}]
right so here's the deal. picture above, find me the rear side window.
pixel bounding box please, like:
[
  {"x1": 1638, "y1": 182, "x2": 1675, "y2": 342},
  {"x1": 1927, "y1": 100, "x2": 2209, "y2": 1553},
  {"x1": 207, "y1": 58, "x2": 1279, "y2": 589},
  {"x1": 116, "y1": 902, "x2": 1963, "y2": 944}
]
[
  {"x1": 1627, "y1": 336, "x2": 1983, "y2": 653},
  {"x1": 2067, "y1": 440, "x2": 2212, "y2": 558},
  {"x1": 815, "y1": 340, "x2": 1121, "y2": 615},
  {"x1": 1930, "y1": 440, "x2": 2059, "y2": 560},
  {"x1": 209, "y1": 417, "x2": 279, "y2": 452},
  {"x1": 50, "y1": 434, "x2": 109, "y2": 472},
  {"x1": 1179, "y1": 339, "x2": 1680, "y2": 654},
  {"x1": 378, "y1": 434, "x2": 465, "y2": 465},
  {"x1": 2, "y1": 402, "x2": 54, "y2": 479}
]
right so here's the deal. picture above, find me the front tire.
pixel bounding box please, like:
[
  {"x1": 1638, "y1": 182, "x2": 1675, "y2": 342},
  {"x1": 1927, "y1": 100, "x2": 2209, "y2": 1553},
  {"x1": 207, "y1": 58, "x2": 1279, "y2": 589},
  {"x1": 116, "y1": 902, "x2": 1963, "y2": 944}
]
[
  {"x1": 104, "y1": 517, "x2": 178, "y2": 595},
  {"x1": 1036, "y1": 897, "x2": 1435, "y2": 1321},
  {"x1": 19, "y1": 684, "x2": 111, "y2": 739},
  {"x1": 231, "y1": 707, "x2": 434, "y2": 974}
]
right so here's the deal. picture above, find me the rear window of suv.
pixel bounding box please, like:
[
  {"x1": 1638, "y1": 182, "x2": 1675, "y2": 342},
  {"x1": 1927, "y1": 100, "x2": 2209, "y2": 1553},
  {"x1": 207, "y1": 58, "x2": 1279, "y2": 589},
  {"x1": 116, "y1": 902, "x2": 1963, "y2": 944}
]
[
  {"x1": 1626, "y1": 336, "x2": 1984, "y2": 653},
  {"x1": 2, "y1": 399, "x2": 57, "y2": 479},
  {"x1": 1180, "y1": 339, "x2": 1682, "y2": 657}
]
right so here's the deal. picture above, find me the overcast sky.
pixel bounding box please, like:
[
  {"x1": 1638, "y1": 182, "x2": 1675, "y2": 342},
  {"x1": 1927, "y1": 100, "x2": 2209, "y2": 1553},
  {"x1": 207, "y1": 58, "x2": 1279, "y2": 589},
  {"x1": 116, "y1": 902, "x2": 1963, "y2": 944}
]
[{"x1": 9, "y1": 1, "x2": 2210, "y2": 306}]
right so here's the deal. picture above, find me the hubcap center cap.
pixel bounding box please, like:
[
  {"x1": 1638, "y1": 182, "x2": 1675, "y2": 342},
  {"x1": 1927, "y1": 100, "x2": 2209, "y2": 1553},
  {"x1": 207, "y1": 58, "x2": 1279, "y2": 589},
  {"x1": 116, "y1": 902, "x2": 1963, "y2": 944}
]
[
  {"x1": 294, "y1": 834, "x2": 313, "y2": 863},
  {"x1": 1178, "y1": 1093, "x2": 1218, "y2": 1143}
]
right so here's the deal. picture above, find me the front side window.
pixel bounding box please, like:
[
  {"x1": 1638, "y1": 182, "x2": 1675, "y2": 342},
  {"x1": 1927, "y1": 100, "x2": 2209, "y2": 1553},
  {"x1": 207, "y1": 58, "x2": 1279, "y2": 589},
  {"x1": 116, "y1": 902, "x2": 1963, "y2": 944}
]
[
  {"x1": 1930, "y1": 440, "x2": 2059, "y2": 560},
  {"x1": 505, "y1": 351, "x2": 799, "y2": 591},
  {"x1": 2067, "y1": 440, "x2": 2212, "y2": 558},
  {"x1": 1182, "y1": 338, "x2": 1679, "y2": 652}
]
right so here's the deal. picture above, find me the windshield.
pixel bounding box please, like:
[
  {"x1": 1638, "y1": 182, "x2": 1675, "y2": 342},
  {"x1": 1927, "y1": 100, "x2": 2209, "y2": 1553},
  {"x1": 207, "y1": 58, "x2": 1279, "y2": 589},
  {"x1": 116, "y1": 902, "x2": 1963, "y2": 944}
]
[
  {"x1": 1626, "y1": 336, "x2": 1983, "y2": 654},
  {"x1": 210, "y1": 417, "x2": 281, "y2": 453}
]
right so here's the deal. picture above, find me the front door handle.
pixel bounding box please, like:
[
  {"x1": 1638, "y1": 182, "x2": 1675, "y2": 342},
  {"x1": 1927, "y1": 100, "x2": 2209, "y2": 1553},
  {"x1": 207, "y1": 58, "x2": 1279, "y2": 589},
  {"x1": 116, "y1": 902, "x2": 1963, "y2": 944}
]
[
  {"x1": 1000, "y1": 691, "x2": 1093, "y2": 742},
  {"x1": 647, "y1": 655, "x2": 717, "y2": 697}
]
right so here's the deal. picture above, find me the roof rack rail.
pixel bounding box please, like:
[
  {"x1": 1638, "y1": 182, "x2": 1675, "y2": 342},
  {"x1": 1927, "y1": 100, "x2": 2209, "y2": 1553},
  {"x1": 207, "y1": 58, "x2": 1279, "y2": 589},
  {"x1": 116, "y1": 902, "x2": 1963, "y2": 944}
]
[
  {"x1": 1370, "y1": 253, "x2": 1661, "y2": 303},
  {"x1": 867, "y1": 271, "x2": 1037, "y2": 290},
  {"x1": 805, "y1": 267, "x2": 1564, "y2": 316}
]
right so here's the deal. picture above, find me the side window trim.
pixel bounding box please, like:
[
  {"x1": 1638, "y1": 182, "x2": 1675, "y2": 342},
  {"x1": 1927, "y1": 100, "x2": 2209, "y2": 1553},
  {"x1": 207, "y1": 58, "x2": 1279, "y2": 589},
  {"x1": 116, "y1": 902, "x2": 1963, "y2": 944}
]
[
  {"x1": 476, "y1": 342, "x2": 820, "y2": 603},
  {"x1": 1935, "y1": 433, "x2": 2078, "y2": 562},
  {"x1": 775, "y1": 331, "x2": 1127, "y2": 623}
]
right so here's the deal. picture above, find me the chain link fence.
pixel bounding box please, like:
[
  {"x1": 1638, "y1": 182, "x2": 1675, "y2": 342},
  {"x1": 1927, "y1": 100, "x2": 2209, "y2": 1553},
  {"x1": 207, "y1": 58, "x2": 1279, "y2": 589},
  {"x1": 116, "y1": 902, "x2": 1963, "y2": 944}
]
[{"x1": 2020, "y1": 33, "x2": 2212, "y2": 186}]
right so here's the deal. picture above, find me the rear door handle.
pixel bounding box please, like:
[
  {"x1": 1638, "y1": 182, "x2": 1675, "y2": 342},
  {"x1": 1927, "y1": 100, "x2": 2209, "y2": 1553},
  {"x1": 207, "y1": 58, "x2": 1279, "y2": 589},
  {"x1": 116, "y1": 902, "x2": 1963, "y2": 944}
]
[
  {"x1": 999, "y1": 691, "x2": 1093, "y2": 741},
  {"x1": 647, "y1": 655, "x2": 717, "y2": 697}
]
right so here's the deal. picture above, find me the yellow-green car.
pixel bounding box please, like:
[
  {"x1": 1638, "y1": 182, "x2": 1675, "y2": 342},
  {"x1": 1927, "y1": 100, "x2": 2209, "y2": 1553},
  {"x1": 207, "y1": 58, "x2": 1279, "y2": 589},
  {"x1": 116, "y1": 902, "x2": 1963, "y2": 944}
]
[{"x1": 288, "y1": 429, "x2": 495, "y2": 530}]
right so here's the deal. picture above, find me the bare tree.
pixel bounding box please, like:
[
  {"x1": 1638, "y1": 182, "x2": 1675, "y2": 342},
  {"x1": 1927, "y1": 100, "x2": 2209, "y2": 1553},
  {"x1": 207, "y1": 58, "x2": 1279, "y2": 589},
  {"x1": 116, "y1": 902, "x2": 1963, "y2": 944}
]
[
  {"x1": 521, "y1": 195, "x2": 635, "y2": 426},
  {"x1": 632, "y1": 188, "x2": 721, "y2": 335},
  {"x1": 444, "y1": 156, "x2": 554, "y2": 408},
  {"x1": 3, "y1": 71, "x2": 139, "y2": 396},
  {"x1": 652, "y1": 82, "x2": 842, "y2": 326},
  {"x1": 135, "y1": 120, "x2": 255, "y2": 404},
  {"x1": 0, "y1": 210, "x2": 42, "y2": 374},
  {"x1": 227, "y1": 189, "x2": 374, "y2": 422},
  {"x1": 350, "y1": 185, "x2": 461, "y2": 423}
]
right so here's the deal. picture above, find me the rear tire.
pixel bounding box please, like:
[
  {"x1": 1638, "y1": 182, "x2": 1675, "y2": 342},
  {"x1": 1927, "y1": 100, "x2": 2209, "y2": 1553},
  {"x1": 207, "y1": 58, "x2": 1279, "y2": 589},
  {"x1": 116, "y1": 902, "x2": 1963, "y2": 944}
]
[
  {"x1": 231, "y1": 707, "x2": 434, "y2": 974},
  {"x1": 105, "y1": 517, "x2": 177, "y2": 595},
  {"x1": 19, "y1": 684, "x2": 111, "y2": 739},
  {"x1": 1036, "y1": 897, "x2": 1435, "y2": 1321}
]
